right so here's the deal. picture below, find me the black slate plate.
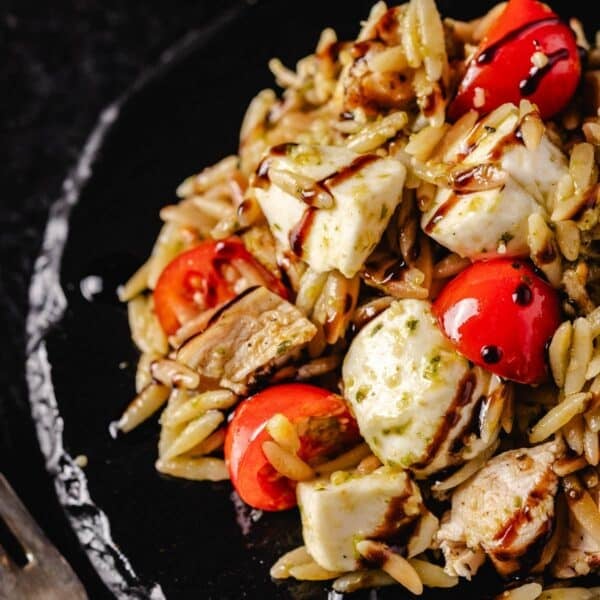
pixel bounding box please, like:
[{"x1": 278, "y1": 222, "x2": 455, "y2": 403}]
[{"x1": 25, "y1": 1, "x2": 599, "y2": 598}]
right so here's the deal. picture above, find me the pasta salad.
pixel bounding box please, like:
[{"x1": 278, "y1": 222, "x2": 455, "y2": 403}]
[{"x1": 116, "y1": 0, "x2": 600, "y2": 596}]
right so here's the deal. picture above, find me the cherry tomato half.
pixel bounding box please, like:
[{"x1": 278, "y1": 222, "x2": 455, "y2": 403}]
[
  {"x1": 224, "y1": 384, "x2": 360, "y2": 511},
  {"x1": 153, "y1": 238, "x2": 288, "y2": 335},
  {"x1": 433, "y1": 259, "x2": 561, "y2": 384},
  {"x1": 448, "y1": 0, "x2": 581, "y2": 121}
]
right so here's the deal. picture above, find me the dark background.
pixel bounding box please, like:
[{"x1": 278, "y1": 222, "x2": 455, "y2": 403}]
[
  {"x1": 1, "y1": 1, "x2": 598, "y2": 599},
  {"x1": 0, "y1": 2, "x2": 237, "y2": 597}
]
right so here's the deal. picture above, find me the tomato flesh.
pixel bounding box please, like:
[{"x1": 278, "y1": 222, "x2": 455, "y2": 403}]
[
  {"x1": 433, "y1": 259, "x2": 561, "y2": 384},
  {"x1": 224, "y1": 384, "x2": 360, "y2": 511},
  {"x1": 449, "y1": 0, "x2": 581, "y2": 121},
  {"x1": 153, "y1": 238, "x2": 288, "y2": 335}
]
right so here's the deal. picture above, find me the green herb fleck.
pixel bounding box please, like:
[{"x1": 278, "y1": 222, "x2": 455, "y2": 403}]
[
  {"x1": 370, "y1": 323, "x2": 383, "y2": 336},
  {"x1": 382, "y1": 420, "x2": 412, "y2": 436},
  {"x1": 276, "y1": 340, "x2": 293, "y2": 356},
  {"x1": 284, "y1": 143, "x2": 297, "y2": 156},
  {"x1": 355, "y1": 385, "x2": 370, "y2": 403},
  {"x1": 400, "y1": 452, "x2": 416, "y2": 467},
  {"x1": 423, "y1": 354, "x2": 441, "y2": 380},
  {"x1": 330, "y1": 470, "x2": 351, "y2": 485},
  {"x1": 406, "y1": 318, "x2": 419, "y2": 333},
  {"x1": 484, "y1": 125, "x2": 496, "y2": 133},
  {"x1": 380, "y1": 204, "x2": 389, "y2": 220},
  {"x1": 500, "y1": 232, "x2": 514, "y2": 245},
  {"x1": 352, "y1": 535, "x2": 365, "y2": 559}
]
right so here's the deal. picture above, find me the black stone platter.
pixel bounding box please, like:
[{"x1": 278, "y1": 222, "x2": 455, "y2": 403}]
[{"x1": 24, "y1": 1, "x2": 599, "y2": 598}]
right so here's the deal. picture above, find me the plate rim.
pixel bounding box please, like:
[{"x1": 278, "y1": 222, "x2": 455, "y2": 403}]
[{"x1": 24, "y1": 4, "x2": 252, "y2": 598}]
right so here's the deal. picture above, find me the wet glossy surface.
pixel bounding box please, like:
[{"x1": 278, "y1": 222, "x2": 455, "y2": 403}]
[{"x1": 433, "y1": 259, "x2": 561, "y2": 385}]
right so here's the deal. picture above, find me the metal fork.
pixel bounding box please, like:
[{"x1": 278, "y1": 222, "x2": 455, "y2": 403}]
[{"x1": 0, "y1": 474, "x2": 87, "y2": 599}]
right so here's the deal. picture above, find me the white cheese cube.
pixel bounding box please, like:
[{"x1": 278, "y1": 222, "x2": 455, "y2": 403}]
[
  {"x1": 422, "y1": 178, "x2": 543, "y2": 259},
  {"x1": 297, "y1": 467, "x2": 422, "y2": 572},
  {"x1": 420, "y1": 103, "x2": 568, "y2": 259},
  {"x1": 343, "y1": 299, "x2": 481, "y2": 473},
  {"x1": 254, "y1": 144, "x2": 406, "y2": 278}
]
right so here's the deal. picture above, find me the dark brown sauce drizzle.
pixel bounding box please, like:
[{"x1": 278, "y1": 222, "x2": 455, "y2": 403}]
[
  {"x1": 370, "y1": 492, "x2": 413, "y2": 540},
  {"x1": 451, "y1": 164, "x2": 506, "y2": 194},
  {"x1": 344, "y1": 293, "x2": 354, "y2": 313},
  {"x1": 289, "y1": 207, "x2": 317, "y2": 257},
  {"x1": 573, "y1": 184, "x2": 600, "y2": 221},
  {"x1": 258, "y1": 146, "x2": 380, "y2": 215},
  {"x1": 452, "y1": 165, "x2": 484, "y2": 190},
  {"x1": 254, "y1": 156, "x2": 272, "y2": 190},
  {"x1": 299, "y1": 182, "x2": 331, "y2": 207},
  {"x1": 300, "y1": 154, "x2": 380, "y2": 211},
  {"x1": 492, "y1": 521, "x2": 552, "y2": 574},
  {"x1": 476, "y1": 17, "x2": 561, "y2": 65},
  {"x1": 324, "y1": 154, "x2": 379, "y2": 188},
  {"x1": 423, "y1": 193, "x2": 461, "y2": 234},
  {"x1": 253, "y1": 143, "x2": 298, "y2": 190},
  {"x1": 351, "y1": 40, "x2": 374, "y2": 59},
  {"x1": 534, "y1": 242, "x2": 556, "y2": 265},
  {"x1": 375, "y1": 7, "x2": 400, "y2": 44},
  {"x1": 237, "y1": 198, "x2": 253, "y2": 218},
  {"x1": 424, "y1": 118, "x2": 526, "y2": 232},
  {"x1": 494, "y1": 469, "x2": 556, "y2": 560},
  {"x1": 520, "y1": 48, "x2": 570, "y2": 96},
  {"x1": 413, "y1": 372, "x2": 476, "y2": 469},
  {"x1": 271, "y1": 142, "x2": 295, "y2": 156},
  {"x1": 382, "y1": 258, "x2": 408, "y2": 283},
  {"x1": 204, "y1": 285, "x2": 260, "y2": 329},
  {"x1": 451, "y1": 394, "x2": 486, "y2": 453},
  {"x1": 360, "y1": 546, "x2": 387, "y2": 568},
  {"x1": 316, "y1": 40, "x2": 343, "y2": 64},
  {"x1": 422, "y1": 84, "x2": 444, "y2": 118},
  {"x1": 255, "y1": 145, "x2": 380, "y2": 257},
  {"x1": 287, "y1": 154, "x2": 379, "y2": 256}
]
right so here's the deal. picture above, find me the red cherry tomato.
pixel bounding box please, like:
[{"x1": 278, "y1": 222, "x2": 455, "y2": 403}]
[
  {"x1": 449, "y1": 0, "x2": 581, "y2": 121},
  {"x1": 153, "y1": 238, "x2": 288, "y2": 335},
  {"x1": 224, "y1": 384, "x2": 360, "y2": 511},
  {"x1": 433, "y1": 259, "x2": 561, "y2": 384}
]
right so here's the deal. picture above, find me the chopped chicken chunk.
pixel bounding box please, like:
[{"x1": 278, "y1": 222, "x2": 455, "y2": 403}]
[
  {"x1": 176, "y1": 287, "x2": 316, "y2": 394},
  {"x1": 437, "y1": 441, "x2": 562, "y2": 578}
]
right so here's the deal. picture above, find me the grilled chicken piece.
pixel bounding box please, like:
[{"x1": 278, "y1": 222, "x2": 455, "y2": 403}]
[
  {"x1": 297, "y1": 466, "x2": 430, "y2": 572},
  {"x1": 552, "y1": 472, "x2": 600, "y2": 578},
  {"x1": 336, "y1": 5, "x2": 447, "y2": 120},
  {"x1": 343, "y1": 299, "x2": 501, "y2": 477},
  {"x1": 437, "y1": 441, "x2": 562, "y2": 578},
  {"x1": 420, "y1": 103, "x2": 568, "y2": 259},
  {"x1": 176, "y1": 287, "x2": 316, "y2": 394}
]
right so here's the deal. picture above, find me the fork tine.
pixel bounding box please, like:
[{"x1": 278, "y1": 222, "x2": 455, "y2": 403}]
[
  {"x1": 0, "y1": 474, "x2": 48, "y2": 558},
  {"x1": 0, "y1": 541, "x2": 18, "y2": 600},
  {"x1": 0, "y1": 474, "x2": 87, "y2": 598}
]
